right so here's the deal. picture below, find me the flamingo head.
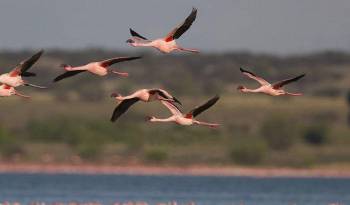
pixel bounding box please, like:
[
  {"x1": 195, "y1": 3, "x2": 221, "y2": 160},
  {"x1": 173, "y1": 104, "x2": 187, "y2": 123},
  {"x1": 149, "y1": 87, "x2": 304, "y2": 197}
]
[
  {"x1": 145, "y1": 116, "x2": 156, "y2": 122},
  {"x1": 237, "y1": 85, "x2": 247, "y2": 92},
  {"x1": 60, "y1": 64, "x2": 72, "y2": 71}
]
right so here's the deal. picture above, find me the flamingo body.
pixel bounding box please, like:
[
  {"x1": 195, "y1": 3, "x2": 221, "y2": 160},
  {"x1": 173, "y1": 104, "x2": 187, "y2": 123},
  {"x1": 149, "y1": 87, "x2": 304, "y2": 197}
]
[
  {"x1": 0, "y1": 74, "x2": 24, "y2": 87},
  {"x1": 65, "y1": 63, "x2": 108, "y2": 76},
  {"x1": 0, "y1": 85, "x2": 15, "y2": 97}
]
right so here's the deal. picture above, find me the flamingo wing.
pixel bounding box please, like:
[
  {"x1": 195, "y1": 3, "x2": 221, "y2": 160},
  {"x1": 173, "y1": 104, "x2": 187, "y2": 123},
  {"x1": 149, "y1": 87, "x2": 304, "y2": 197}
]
[
  {"x1": 129, "y1": 28, "x2": 148, "y2": 40},
  {"x1": 53, "y1": 70, "x2": 86, "y2": 82},
  {"x1": 149, "y1": 89, "x2": 182, "y2": 105},
  {"x1": 9, "y1": 50, "x2": 44, "y2": 77},
  {"x1": 110, "y1": 98, "x2": 140, "y2": 122},
  {"x1": 187, "y1": 95, "x2": 219, "y2": 118},
  {"x1": 161, "y1": 100, "x2": 183, "y2": 116},
  {"x1": 272, "y1": 74, "x2": 306, "y2": 89},
  {"x1": 165, "y1": 7, "x2": 197, "y2": 42},
  {"x1": 239, "y1": 67, "x2": 270, "y2": 86},
  {"x1": 100, "y1": 56, "x2": 141, "y2": 67}
]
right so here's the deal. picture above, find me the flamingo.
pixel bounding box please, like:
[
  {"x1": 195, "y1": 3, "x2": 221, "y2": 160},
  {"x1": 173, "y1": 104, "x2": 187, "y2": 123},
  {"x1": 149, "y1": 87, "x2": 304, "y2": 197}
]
[
  {"x1": 0, "y1": 84, "x2": 30, "y2": 99},
  {"x1": 110, "y1": 88, "x2": 181, "y2": 122},
  {"x1": 126, "y1": 7, "x2": 199, "y2": 53},
  {"x1": 147, "y1": 95, "x2": 220, "y2": 128},
  {"x1": 53, "y1": 56, "x2": 141, "y2": 82},
  {"x1": 237, "y1": 68, "x2": 305, "y2": 96},
  {"x1": 0, "y1": 50, "x2": 46, "y2": 88}
]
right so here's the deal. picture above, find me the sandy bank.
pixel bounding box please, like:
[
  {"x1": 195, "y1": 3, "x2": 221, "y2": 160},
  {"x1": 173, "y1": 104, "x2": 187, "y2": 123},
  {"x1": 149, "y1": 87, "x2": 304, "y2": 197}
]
[{"x1": 0, "y1": 163, "x2": 349, "y2": 178}]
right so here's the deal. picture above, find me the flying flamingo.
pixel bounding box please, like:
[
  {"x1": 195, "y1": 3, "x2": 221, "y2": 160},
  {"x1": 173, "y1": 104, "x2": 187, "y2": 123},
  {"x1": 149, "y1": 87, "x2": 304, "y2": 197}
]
[
  {"x1": 0, "y1": 50, "x2": 46, "y2": 89},
  {"x1": 237, "y1": 68, "x2": 305, "y2": 96},
  {"x1": 126, "y1": 7, "x2": 199, "y2": 53},
  {"x1": 110, "y1": 88, "x2": 181, "y2": 122},
  {"x1": 53, "y1": 56, "x2": 141, "y2": 82},
  {"x1": 0, "y1": 84, "x2": 30, "y2": 99},
  {"x1": 147, "y1": 95, "x2": 220, "y2": 128}
]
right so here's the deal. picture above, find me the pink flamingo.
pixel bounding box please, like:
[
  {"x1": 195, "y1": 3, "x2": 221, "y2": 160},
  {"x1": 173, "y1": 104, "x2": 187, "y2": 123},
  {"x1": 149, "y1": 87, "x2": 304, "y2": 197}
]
[
  {"x1": 110, "y1": 88, "x2": 181, "y2": 122},
  {"x1": 0, "y1": 84, "x2": 30, "y2": 99},
  {"x1": 238, "y1": 68, "x2": 305, "y2": 96},
  {"x1": 0, "y1": 50, "x2": 46, "y2": 88},
  {"x1": 126, "y1": 8, "x2": 199, "y2": 53},
  {"x1": 54, "y1": 56, "x2": 141, "y2": 82},
  {"x1": 147, "y1": 95, "x2": 220, "y2": 128}
]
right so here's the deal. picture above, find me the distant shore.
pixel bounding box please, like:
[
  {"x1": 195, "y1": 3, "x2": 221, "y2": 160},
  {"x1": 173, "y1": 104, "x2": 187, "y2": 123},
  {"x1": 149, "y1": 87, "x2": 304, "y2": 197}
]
[{"x1": 0, "y1": 163, "x2": 349, "y2": 178}]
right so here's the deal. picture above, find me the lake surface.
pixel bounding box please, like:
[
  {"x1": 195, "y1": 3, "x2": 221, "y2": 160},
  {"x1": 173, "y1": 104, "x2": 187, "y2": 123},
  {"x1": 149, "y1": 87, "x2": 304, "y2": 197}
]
[{"x1": 0, "y1": 173, "x2": 349, "y2": 205}]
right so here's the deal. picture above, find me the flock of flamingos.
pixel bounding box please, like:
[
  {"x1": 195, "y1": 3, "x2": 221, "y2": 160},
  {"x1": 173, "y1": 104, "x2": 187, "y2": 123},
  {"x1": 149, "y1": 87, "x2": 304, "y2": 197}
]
[{"x1": 0, "y1": 8, "x2": 305, "y2": 128}]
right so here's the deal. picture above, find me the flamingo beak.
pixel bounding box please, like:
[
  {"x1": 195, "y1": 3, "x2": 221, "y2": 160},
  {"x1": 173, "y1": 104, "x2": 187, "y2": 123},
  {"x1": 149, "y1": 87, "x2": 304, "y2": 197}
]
[
  {"x1": 145, "y1": 116, "x2": 153, "y2": 121},
  {"x1": 110, "y1": 93, "x2": 119, "y2": 98},
  {"x1": 126, "y1": 39, "x2": 134, "y2": 43}
]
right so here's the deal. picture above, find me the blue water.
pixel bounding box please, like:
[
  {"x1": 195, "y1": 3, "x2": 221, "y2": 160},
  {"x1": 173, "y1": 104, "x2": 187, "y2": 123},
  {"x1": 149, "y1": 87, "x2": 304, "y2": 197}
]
[{"x1": 0, "y1": 173, "x2": 349, "y2": 205}]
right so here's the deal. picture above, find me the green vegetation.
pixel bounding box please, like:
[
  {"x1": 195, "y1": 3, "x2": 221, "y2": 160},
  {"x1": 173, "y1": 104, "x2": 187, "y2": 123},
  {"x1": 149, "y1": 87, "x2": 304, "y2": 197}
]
[
  {"x1": 303, "y1": 124, "x2": 329, "y2": 145},
  {"x1": 0, "y1": 49, "x2": 349, "y2": 168}
]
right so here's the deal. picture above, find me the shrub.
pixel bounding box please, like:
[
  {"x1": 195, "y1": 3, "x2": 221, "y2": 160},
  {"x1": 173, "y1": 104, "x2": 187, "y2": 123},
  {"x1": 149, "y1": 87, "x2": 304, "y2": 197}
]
[
  {"x1": 0, "y1": 127, "x2": 22, "y2": 157},
  {"x1": 230, "y1": 137, "x2": 267, "y2": 165},
  {"x1": 303, "y1": 124, "x2": 328, "y2": 145},
  {"x1": 144, "y1": 148, "x2": 168, "y2": 163},
  {"x1": 260, "y1": 115, "x2": 296, "y2": 150},
  {"x1": 75, "y1": 133, "x2": 104, "y2": 160},
  {"x1": 347, "y1": 90, "x2": 350, "y2": 105}
]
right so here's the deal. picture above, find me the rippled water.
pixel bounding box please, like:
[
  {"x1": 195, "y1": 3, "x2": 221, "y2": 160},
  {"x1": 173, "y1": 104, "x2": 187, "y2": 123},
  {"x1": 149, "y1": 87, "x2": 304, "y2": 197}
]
[{"x1": 0, "y1": 173, "x2": 349, "y2": 205}]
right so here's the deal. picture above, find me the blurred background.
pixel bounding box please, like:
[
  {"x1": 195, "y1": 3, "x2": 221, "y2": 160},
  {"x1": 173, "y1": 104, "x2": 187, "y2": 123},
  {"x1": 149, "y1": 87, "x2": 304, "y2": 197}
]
[{"x1": 0, "y1": 0, "x2": 349, "y2": 169}]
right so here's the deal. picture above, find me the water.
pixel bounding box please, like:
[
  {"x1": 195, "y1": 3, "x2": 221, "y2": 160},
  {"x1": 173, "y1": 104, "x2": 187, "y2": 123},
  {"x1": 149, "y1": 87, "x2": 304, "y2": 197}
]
[{"x1": 0, "y1": 173, "x2": 349, "y2": 205}]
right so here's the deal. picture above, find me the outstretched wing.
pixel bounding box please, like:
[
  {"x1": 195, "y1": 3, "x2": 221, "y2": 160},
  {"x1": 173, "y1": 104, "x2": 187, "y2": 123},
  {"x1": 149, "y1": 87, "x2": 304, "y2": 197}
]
[
  {"x1": 110, "y1": 98, "x2": 140, "y2": 122},
  {"x1": 187, "y1": 95, "x2": 219, "y2": 118},
  {"x1": 100, "y1": 56, "x2": 141, "y2": 67},
  {"x1": 161, "y1": 100, "x2": 182, "y2": 116},
  {"x1": 129, "y1": 28, "x2": 148, "y2": 40},
  {"x1": 239, "y1": 67, "x2": 270, "y2": 86},
  {"x1": 272, "y1": 74, "x2": 305, "y2": 89},
  {"x1": 165, "y1": 7, "x2": 197, "y2": 42},
  {"x1": 53, "y1": 70, "x2": 86, "y2": 82},
  {"x1": 9, "y1": 50, "x2": 44, "y2": 77},
  {"x1": 149, "y1": 89, "x2": 182, "y2": 105}
]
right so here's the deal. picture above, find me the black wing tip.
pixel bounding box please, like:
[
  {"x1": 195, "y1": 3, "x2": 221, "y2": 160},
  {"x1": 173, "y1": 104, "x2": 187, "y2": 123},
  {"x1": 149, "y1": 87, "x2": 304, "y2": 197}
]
[
  {"x1": 37, "y1": 49, "x2": 44, "y2": 55},
  {"x1": 110, "y1": 116, "x2": 117, "y2": 122},
  {"x1": 53, "y1": 76, "x2": 62, "y2": 82},
  {"x1": 212, "y1": 95, "x2": 220, "y2": 102},
  {"x1": 22, "y1": 71, "x2": 36, "y2": 77},
  {"x1": 129, "y1": 56, "x2": 142, "y2": 60},
  {"x1": 129, "y1": 28, "x2": 136, "y2": 35},
  {"x1": 32, "y1": 49, "x2": 44, "y2": 57},
  {"x1": 240, "y1": 67, "x2": 256, "y2": 76}
]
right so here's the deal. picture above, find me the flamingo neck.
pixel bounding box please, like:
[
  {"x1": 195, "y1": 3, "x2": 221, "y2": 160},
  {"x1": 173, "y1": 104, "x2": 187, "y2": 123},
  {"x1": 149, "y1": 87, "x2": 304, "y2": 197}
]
[
  {"x1": 150, "y1": 117, "x2": 174, "y2": 122},
  {"x1": 242, "y1": 88, "x2": 260, "y2": 93}
]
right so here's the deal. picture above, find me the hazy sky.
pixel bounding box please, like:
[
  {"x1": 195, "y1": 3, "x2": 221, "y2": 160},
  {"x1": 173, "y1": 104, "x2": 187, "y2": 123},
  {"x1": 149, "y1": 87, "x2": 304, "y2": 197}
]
[{"x1": 0, "y1": 0, "x2": 349, "y2": 54}]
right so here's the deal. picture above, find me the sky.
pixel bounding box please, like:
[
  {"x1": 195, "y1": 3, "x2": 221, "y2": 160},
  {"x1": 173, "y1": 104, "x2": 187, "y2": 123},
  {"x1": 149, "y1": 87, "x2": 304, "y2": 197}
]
[{"x1": 0, "y1": 0, "x2": 349, "y2": 54}]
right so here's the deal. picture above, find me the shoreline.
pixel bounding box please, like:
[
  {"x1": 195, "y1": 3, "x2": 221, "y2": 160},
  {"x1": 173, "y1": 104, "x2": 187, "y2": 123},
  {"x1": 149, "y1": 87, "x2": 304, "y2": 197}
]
[{"x1": 0, "y1": 163, "x2": 349, "y2": 178}]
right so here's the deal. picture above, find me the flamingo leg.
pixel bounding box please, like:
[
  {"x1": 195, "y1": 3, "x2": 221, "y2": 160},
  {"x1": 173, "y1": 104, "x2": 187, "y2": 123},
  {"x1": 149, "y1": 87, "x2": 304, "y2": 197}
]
[
  {"x1": 194, "y1": 120, "x2": 220, "y2": 128},
  {"x1": 15, "y1": 91, "x2": 31, "y2": 99},
  {"x1": 285, "y1": 92, "x2": 303, "y2": 96},
  {"x1": 111, "y1": 70, "x2": 129, "y2": 77},
  {"x1": 24, "y1": 83, "x2": 47, "y2": 89},
  {"x1": 177, "y1": 47, "x2": 200, "y2": 53}
]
